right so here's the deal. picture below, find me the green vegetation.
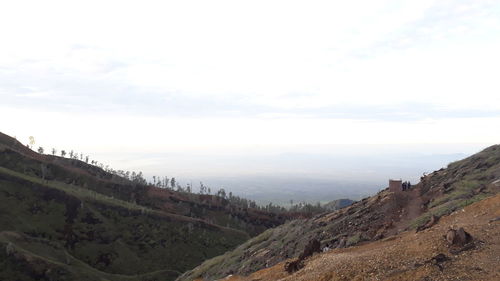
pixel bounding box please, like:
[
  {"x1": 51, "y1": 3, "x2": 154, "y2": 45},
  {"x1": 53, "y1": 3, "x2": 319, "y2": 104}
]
[
  {"x1": 0, "y1": 131, "x2": 301, "y2": 281},
  {"x1": 409, "y1": 145, "x2": 500, "y2": 230},
  {"x1": 0, "y1": 137, "x2": 292, "y2": 236},
  {"x1": 1, "y1": 132, "x2": 498, "y2": 281},
  {"x1": 0, "y1": 168, "x2": 249, "y2": 280},
  {"x1": 428, "y1": 180, "x2": 480, "y2": 209},
  {"x1": 0, "y1": 151, "x2": 251, "y2": 281},
  {"x1": 179, "y1": 144, "x2": 500, "y2": 281},
  {"x1": 0, "y1": 166, "x2": 149, "y2": 212},
  {"x1": 347, "y1": 233, "x2": 362, "y2": 246},
  {"x1": 0, "y1": 168, "x2": 248, "y2": 275},
  {"x1": 410, "y1": 193, "x2": 492, "y2": 230}
]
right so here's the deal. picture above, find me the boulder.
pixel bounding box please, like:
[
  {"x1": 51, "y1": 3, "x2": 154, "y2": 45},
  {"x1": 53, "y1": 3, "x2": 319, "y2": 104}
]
[
  {"x1": 417, "y1": 215, "x2": 440, "y2": 232},
  {"x1": 446, "y1": 227, "x2": 472, "y2": 246},
  {"x1": 299, "y1": 239, "x2": 321, "y2": 260},
  {"x1": 284, "y1": 259, "x2": 303, "y2": 273}
]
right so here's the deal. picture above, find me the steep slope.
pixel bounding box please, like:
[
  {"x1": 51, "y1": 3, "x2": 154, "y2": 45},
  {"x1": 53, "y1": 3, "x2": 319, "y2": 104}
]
[
  {"x1": 178, "y1": 144, "x2": 500, "y2": 281},
  {"x1": 0, "y1": 158, "x2": 249, "y2": 281},
  {"x1": 0, "y1": 132, "x2": 287, "y2": 281},
  {"x1": 0, "y1": 132, "x2": 289, "y2": 237},
  {"x1": 219, "y1": 193, "x2": 500, "y2": 281}
]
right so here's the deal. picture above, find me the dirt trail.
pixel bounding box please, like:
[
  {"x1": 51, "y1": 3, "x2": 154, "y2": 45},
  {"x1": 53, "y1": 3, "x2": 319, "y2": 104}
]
[
  {"x1": 221, "y1": 194, "x2": 500, "y2": 281},
  {"x1": 390, "y1": 188, "x2": 424, "y2": 234}
]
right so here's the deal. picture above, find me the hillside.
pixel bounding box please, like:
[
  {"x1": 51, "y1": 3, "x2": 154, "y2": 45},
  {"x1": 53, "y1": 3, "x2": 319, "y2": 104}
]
[
  {"x1": 0, "y1": 132, "x2": 290, "y2": 236},
  {"x1": 178, "y1": 145, "x2": 500, "y2": 281},
  {"x1": 322, "y1": 199, "x2": 355, "y2": 212},
  {"x1": 0, "y1": 132, "x2": 290, "y2": 281},
  {"x1": 213, "y1": 193, "x2": 500, "y2": 281}
]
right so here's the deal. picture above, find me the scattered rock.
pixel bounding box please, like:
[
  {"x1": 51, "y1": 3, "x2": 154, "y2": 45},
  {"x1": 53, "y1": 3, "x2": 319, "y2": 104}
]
[
  {"x1": 337, "y1": 237, "x2": 347, "y2": 248},
  {"x1": 284, "y1": 259, "x2": 303, "y2": 273},
  {"x1": 285, "y1": 238, "x2": 321, "y2": 274},
  {"x1": 449, "y1": 243, "x2": 476, "y2": 255},
  {"x1": 456, "y1": 228, "x2": 472, "y2": 245},
  {"x1": 299, "y1": 239, "x2": 321, "y2": 260},
  {"x1": 445, "y1": 227, "x2": 475, "y2": 255},
  {"x1": 417, "y1": 215, "x2": 440, "y2": 232},
  {"x1": 431, "y1": 253, "x2": 449, "y2": 263},
  {"x1": 446, "y1": 227, "x2": 472, "y2": 247},
  {"x1": 446, "y1": 228, "x2": 456, "y2": 244},
  {"x1": 488, "y1": 217, "x2": 500, "y2": 223},
  {"x1": 425, "y1": 253, "x2": 450, "y2": 271}
]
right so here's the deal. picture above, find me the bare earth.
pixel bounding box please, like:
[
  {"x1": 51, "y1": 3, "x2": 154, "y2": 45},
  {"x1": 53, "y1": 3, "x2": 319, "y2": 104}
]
[{"x1": 217, "y1": 194, "x2": 500, "y2": 281}]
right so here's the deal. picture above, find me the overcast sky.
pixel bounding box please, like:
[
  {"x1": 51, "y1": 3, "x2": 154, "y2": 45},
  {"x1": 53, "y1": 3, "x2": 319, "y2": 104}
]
[{"x1": 1, "y1": 0, "x2": 499, "y2": 178}]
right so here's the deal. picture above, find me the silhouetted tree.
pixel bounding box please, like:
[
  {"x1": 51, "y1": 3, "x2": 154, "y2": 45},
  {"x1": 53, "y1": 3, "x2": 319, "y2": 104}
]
[
  {"x1": 61, "y1": 150, "x2": 66, "y2": 157},
  {"x1": 52, "y1": 148, "x2": 57, "y2": 155},
  {"x1": 217, "y1": 188, "x2": 227, "y2": 199},
  {"x1": 37, "y1": 147, "x2": 44, "y2": 154},
  {"x1": 28, "y1": 136, "x2": 35, "y2": 149},
  {"x1": 163, "y1": 176, "x2": 169, "y2": 189},
  {"x1": 199, "y1": 182, "x2": 207, "y2": 194}
]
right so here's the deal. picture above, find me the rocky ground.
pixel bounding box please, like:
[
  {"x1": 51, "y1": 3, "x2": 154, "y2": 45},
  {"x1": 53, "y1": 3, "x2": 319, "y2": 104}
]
[
  {"x1": 178, "y1": 145, "x2": 500, "y2": 281},
  {"x1": 216, "y1": 194, "x2": 500, "y2": 281}
]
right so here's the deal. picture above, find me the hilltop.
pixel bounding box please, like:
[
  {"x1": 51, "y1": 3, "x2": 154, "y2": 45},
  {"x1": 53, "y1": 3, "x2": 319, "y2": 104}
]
[
  {"x1": 0, "y1": 132, "x2": 293, "y2": 281},
  {"x1": 178, "y1": 144, "x2": 500, "y2": 281},
  {"x1": 322, "y1": 199, "x2": 355, "y2": 212}
]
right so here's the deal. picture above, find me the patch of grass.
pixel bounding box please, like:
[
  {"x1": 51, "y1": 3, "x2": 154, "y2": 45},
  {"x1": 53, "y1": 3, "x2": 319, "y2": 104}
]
[
  {"x1": 177, "y1": 227, "x2": 280, "y2": 281},
  {"x1": 410, "y1": 193, "x2": 492, "y2": 230},
  {"x1": 347, "y1": 233, "x2": 361, "y2": 246},
  {"x1": 428, "y1": 180, "x2": 480, "y2": 208}
]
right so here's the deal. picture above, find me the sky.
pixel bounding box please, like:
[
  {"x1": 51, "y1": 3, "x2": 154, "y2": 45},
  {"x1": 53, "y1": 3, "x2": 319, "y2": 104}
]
[{"x1": 1, "y1": 0, "x2": 499, "y2": 186}]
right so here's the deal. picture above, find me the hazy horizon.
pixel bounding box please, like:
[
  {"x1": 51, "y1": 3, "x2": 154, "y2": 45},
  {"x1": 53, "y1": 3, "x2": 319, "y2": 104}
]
[
  {"x1": 2, "y1": 1, "x2": 500, "y2": 204},
  {"x1": 1, "y1": 129, "x2": 491, "y2": 204}
]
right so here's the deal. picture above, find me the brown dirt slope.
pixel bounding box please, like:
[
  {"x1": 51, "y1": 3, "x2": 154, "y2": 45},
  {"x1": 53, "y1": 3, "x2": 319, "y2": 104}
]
[
  {"x1": 223, "y1": 193, "x2": 500, "y2": 281},
  {"x1": 177, "y1": 144, "x2": 500, "y2": 281}
]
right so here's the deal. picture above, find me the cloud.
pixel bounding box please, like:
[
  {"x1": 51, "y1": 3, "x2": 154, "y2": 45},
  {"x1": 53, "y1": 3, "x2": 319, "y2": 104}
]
[
  {"x1": 0, "y1": 0, "x2": 499, "y2": 144},
  {"x1": 349, "y1": 0, "x2": 500, "y2": 58}
]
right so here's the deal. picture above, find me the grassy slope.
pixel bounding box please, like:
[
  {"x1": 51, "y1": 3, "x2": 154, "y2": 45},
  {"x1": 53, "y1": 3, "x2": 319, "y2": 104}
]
[
  {"x1": 0, "y1": 130, "x2": 296, "y2": 281},
  {"x1": 0, "y1": 136, "x2": 259, "y2": 281},
  {"x1": 0, "y1": 166, "x2": 249, "y2": 281},
  {"x1": 177, "y1": 145, "x2": 500, "y2": 281},
  {"x1": 0, "y1": 135, "x2": 288, "y2": 237}
]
